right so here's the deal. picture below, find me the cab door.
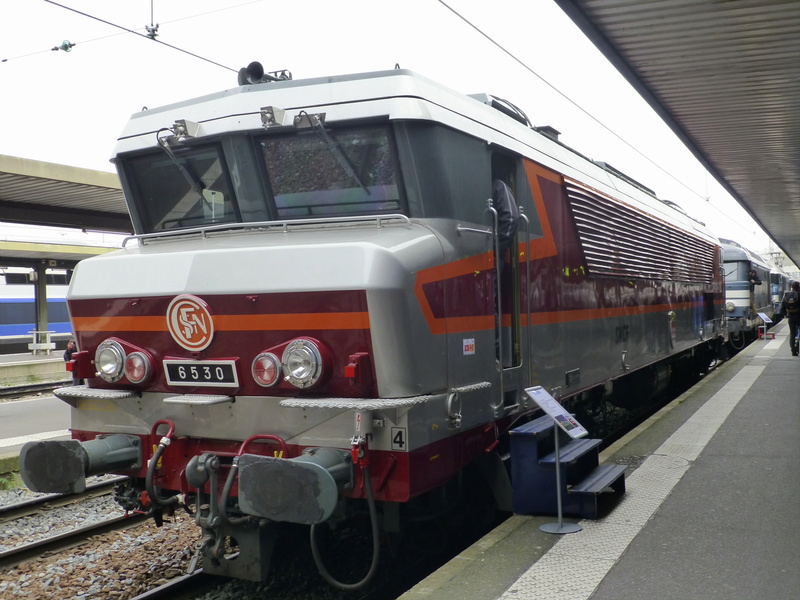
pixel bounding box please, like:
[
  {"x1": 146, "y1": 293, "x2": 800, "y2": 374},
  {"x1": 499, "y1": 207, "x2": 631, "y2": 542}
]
[{"x1": 491, "y1": 176, "x2": 524, "y2": 417}]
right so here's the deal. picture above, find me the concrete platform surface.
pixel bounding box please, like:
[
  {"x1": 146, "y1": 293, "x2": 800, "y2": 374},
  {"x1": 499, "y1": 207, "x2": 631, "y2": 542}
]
[
  {"x1": 400, "y1": 321, "x2": 800, "y2": 600},
  {"x1": 0, "y1": 352, "x2": 70, "y2": 386}
]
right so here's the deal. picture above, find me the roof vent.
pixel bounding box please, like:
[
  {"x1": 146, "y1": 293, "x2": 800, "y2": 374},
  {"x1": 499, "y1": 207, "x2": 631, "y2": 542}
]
[{"x1": 534, "y1": 125, "x2": 560, "y2": 142}]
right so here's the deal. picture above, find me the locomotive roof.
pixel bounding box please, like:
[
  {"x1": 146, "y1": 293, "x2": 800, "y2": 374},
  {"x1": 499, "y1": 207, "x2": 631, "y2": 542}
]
[
  {"x1": 719, "y1": 240, "x2": 770, "y2": 268},
  {"x1": 114, "y1": 68, "x2": 719, "y2": 247}
]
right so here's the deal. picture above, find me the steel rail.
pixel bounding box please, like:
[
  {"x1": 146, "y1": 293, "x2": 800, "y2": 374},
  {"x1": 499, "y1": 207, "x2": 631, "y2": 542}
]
[
  {"x1": 0, "y1": 381, "x2": 69, "y2": 400},
  {"x1": 0, "y1": 511, "x2": 148, "y2": 570},
  {"x1": 127, "y1": 570, "x2": 227, "y2": 600},
  {"x1": 0, "y1": 476, "x2": 129, "y2": 521}
]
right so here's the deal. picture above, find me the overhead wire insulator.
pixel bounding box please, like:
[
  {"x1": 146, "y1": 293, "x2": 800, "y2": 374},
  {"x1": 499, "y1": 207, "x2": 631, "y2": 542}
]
[
  {"x1": 51, "y1": 40, "x2": 75, "y2": 52},
  {"x1": 146, "y1": 0, "x2": 159, "y2": 39}
]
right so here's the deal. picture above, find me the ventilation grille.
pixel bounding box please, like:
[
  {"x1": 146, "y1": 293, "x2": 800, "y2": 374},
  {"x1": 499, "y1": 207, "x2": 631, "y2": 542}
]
[{"x1": 566, "y1": 180, "x2": 716, "y2": 282}]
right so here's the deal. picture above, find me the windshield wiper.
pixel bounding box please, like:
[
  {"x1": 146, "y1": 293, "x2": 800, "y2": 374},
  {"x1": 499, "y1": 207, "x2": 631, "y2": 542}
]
[
  {"x1": 156, "y1": 129, "x2": 211, "y2": 209},
  {"x1": 302, "y1": 112, "x2": 371, "y2": 196}
]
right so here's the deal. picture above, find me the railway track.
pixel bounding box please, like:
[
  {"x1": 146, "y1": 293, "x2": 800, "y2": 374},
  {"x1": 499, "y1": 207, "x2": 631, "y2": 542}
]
[
  {"x1": 0, "y1": 476, "x2": 129, "y2": 520},
  {"x1": 129, "y1": 570, "x2": 228, "y2": 600},
  {"x1": 0, "y1": 510, "x2": 148, "y2": 570},
  {"x1": 0, "y1": 476, "x2": 143, "y2": 570},
  {"x1": 0, "y1": 381, "x2": 68, "y2": 400}
]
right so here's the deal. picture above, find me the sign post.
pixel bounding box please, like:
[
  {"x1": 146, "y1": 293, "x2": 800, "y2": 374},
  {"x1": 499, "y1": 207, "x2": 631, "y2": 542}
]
[
  {"x1": 756, "y1": 312, "x2": 773, "y2": 339},
  {"x1": 525, "y1": 386, "x2": 587, "y2": 535}
]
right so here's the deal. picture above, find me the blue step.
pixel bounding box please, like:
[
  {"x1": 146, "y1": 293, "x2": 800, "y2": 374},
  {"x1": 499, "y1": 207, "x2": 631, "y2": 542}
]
[
  {"x1": 539, "y1": 438, "x2": 602, "y2": 465},
  {"x1": 510, "y1": 416, "x2": 626, "y2": 519},
  {"x1": 570, "y1": 463, "x2": 627, "y2": 494},
  {"x1": 569, "y1": 464, "x2": 627, "y2": 519}
]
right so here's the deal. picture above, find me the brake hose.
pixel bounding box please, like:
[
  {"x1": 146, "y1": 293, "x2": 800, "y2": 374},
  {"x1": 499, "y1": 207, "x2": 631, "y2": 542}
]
[
  {"x1": 145, "y1": 420, "x2": 181, "y2": 508},
  {"x1": 309, "y1": 467, "x2": 381, "y2": 591}
]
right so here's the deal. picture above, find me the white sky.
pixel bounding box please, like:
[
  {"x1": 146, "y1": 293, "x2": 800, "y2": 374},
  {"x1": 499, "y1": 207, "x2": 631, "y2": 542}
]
[{"x1": 0, "y1": 0, "x2": 776, "y2": 253}]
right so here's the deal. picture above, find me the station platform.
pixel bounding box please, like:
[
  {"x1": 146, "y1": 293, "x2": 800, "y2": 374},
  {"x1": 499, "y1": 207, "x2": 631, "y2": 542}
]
[
  {"x1": 400, "y1": 320, "x2": 800, "y2": 600},
  {"x1": 0, "y1": 351, "x2": 70, "y2": 386}
]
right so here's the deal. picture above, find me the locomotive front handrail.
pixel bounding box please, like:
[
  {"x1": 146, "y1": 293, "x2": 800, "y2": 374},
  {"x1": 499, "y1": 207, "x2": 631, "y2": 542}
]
[
  {"x1": 238, "y1": 434, "x2": 288, "y2": 457},
  {"x1": 456, "y1": 224, "x2": 492, "y2": 235},
  {"x1": 151, "y1": 419, "x2": 176, "y2": 439},
  {"x1": 520, "y1": 209, "x2": 532, "y2": 397},
  {"x1": 122, "y1": 214, "x2": 413, "y2": 247},
  {"x1": 450, "y1": 381, "x2": 491, "y2": 393},
  {"x1": 279, "y1": 395, "x2": 432, "y2": 410},
  {"x1": 488, "y1": 200, "x2": 505, "y2": 413}
]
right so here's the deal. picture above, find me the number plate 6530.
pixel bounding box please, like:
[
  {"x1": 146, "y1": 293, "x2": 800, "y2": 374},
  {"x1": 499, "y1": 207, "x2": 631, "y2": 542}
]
[{"x1": 164, "y1": 360, "x2": 238, "y2": 387}]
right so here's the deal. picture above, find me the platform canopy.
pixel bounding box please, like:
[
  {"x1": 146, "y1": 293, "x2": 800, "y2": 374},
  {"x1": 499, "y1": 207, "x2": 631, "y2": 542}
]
[
  {"x1": 555, "y1": 0, "x2": 800, "y2": 266},
  {"x1": 0, "y1": 155, "x2": 132, "y2": 234}
]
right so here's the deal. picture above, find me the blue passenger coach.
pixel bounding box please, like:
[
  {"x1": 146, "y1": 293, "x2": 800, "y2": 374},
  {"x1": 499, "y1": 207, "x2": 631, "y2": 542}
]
[
  {"x1": 720, "y1": 240, "x2": 773, "y2": 347},
  {"x1": 770, "y1": 267, "x2": 792, "y2": 322},
  {"x1": 0, "y1": 269, "x2": 72, "y2": 352}
]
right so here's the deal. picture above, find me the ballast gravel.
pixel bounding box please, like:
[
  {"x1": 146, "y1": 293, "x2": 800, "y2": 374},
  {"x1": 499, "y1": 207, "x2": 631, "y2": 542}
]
[
  {"x1": 0, "y1": 484, "x2": 362, "y2": 600},
  {"x1": 0, "y1": 483, "x2": 201, "y2": 599}
]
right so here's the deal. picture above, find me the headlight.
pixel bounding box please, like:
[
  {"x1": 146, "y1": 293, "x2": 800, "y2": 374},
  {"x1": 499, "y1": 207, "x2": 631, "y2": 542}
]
[
  {"x1": 252, "y1": 352, "x2": 281, "y2": 387},
  {"x1": 726, "y1": 301, "x2": 735, "y2": 312},
  {"x1": 125, "y1": 351, "x2": 151, "y2": 384},
  {"x1": 282, "y1": 339, "x2": 323, "y2": 388},
  {"x1": 96, "y1": 340, "x2": 125, "y2": 382}
]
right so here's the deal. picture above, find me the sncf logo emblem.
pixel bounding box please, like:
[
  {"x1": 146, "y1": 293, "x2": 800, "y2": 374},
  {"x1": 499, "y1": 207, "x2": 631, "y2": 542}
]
[{"x1": 167, "y1": 295, "x2": 214, "y2": 351}]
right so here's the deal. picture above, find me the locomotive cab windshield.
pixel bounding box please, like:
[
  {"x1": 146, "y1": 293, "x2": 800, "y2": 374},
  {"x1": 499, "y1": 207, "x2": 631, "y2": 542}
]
[
  {"x1": 120, "y1": 121, "x2": 405, "y2": 233},
  {"x1": 125, "y1": 143, "x2": 237, "y2": 232},
  {"x1": 260, "y1": 124, "x2": 403, "y2": 218}
]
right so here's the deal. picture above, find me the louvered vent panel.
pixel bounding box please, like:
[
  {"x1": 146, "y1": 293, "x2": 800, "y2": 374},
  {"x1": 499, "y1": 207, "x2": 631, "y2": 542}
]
[{"x1": 565, "y1": 181, "x2": 716, "y2": 283}]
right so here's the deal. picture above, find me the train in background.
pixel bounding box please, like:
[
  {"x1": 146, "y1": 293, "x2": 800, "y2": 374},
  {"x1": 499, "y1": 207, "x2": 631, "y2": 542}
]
[
  {"x1": 20, "y1": 65, "x2": 727, "y2": 589},
  {"x1": 0, "y1": 267, "x2": 72, "y2": 353},
  {"x1": 719, "y1": 239, "x2": 774, "y2": 348},
  {"x1": 770, "y1": 266, "x2": 794, "y2": 322}
]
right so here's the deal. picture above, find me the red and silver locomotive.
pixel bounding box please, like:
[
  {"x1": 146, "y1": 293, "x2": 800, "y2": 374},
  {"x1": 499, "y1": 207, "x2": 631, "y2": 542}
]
[{"x1": 20, "y1": 64, "x2": 725, "y2": 588}]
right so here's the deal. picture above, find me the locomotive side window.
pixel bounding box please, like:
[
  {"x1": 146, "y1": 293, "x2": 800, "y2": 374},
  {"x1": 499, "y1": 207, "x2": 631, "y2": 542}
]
[
  {"x1": 395, "y1": 122, "x2": 489, "y2": 222},
  {"x1": 723, "y1": 262, "x2": 747, "y2": 282},
  {"x1": 126, "y1": 144, "x2": 238, "y2": 232},
  {"x1": 259, "y1": 126, "x2": 403, "y2": 218}
]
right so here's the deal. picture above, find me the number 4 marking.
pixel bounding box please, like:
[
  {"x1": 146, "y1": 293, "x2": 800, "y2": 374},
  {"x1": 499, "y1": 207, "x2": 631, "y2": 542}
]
[{"x1": 391, "y1": 427, "x2": 407, "y2": 451}]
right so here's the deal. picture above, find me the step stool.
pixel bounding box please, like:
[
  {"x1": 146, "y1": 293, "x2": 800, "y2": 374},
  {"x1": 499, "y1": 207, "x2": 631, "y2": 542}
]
[
  {"x1": 509, "y1": 415, "x2": 626, "y2": 519},
  {"x1": 757, "y1": 325, "x2": 775, "y2": 340}
]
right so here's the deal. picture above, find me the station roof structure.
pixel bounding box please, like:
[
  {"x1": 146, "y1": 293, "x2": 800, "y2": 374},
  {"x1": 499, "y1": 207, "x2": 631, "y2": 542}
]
[
  {"x1": 0, "y1": 155, "x2": 131, "y2": 268},
  {"x1": 0, "y1": 155, "x2": 131, "y2": 234},
  {"x1": 555, "y1": 0, "x2": 800, "y2": 266},
  {"x1": 0, "y1": 238, "x2": 119, "y2": 270}
]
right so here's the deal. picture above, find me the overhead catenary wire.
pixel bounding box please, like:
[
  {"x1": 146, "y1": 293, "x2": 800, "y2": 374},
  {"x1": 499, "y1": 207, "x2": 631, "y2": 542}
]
[
  {"x1": 3, "y1": 0, "x2": 267, "y2": 63},
  {"x1": 0, "y1": 1, "x2": 770, "y2": 245},
  {"x1": 436, "y1": 0, "x2": 709, "y2": 205},
  {"x1": 42, "y1": 0, "x2": 236, "y2": 72},
  {"x1": 1, "y1": 0, "x2": 237, "y2": 72}
]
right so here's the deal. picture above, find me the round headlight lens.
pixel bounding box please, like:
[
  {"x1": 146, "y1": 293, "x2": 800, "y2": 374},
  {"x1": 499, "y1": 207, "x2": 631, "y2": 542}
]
[
  {"x1": 725, "y1": 301, "x2": 735, "y2": 312},
  {"x1": 96, "y1": 340, "x2": 125, "y2": 382},
  {"x1": 282, "y1": 339, "x2": 323, "y2": 388},
  {"x1": 125, "y1": 351, "x2": 151, "y2": 384},
  {"x1": 252, "y1": 352, "x2": 281, "y2": 387}
]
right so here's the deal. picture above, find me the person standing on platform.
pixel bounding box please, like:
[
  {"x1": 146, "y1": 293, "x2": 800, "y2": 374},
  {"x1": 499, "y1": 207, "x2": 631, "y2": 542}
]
[
  {"x1": 63, "y1": 338, "x2": 83, "y2": 385},
  {"x1": 63, "y1": 338, "x2": 76, "y2": 362},
  {"x1": 780, "y1": 281, "x2": 800, "y2": 356}
]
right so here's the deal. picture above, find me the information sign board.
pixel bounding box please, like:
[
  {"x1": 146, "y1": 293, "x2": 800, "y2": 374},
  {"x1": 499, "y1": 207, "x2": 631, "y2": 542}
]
[{"x1": 525, "y1": 386, "x2": 588, "y2": 439}]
